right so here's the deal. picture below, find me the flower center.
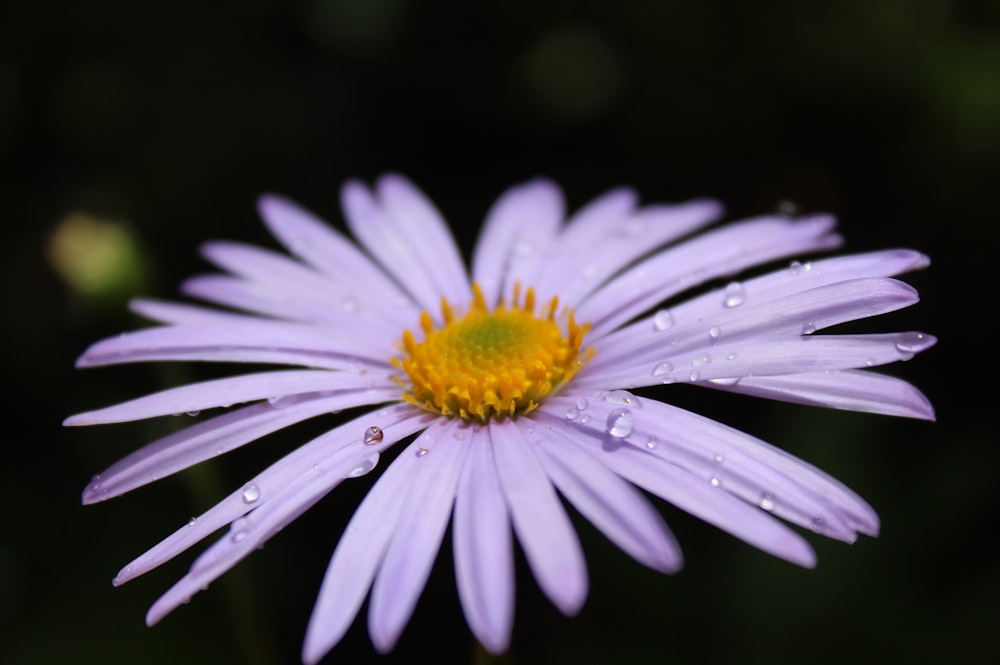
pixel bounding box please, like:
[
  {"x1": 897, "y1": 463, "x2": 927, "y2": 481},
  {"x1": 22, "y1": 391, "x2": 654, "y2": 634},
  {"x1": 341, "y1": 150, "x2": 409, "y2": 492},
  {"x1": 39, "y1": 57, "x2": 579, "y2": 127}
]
[{"x1": 395, "y1": 284, "x2": 592, "y2": 422}]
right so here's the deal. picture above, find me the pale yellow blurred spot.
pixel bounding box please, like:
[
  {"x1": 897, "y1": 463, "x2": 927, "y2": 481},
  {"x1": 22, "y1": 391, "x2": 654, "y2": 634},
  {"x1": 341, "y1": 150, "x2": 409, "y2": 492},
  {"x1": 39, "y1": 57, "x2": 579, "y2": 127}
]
[{"x1": 47, "y1": 213, "x2": 146, "y2": 299}]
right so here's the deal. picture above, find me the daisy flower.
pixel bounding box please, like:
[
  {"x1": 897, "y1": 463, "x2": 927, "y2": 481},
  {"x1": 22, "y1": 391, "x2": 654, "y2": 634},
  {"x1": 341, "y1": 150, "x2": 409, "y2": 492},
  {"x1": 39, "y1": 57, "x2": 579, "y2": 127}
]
[{"x1": 66, "y1": 174, "x2": 935, "y2": 662}]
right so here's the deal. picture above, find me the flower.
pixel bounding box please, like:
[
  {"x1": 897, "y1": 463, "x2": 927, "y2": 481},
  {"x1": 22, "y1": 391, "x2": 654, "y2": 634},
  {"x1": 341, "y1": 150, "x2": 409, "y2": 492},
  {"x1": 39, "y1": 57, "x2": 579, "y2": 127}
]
[{"x1": 67, "y1": 174, "x2": 935, "y2": 662}]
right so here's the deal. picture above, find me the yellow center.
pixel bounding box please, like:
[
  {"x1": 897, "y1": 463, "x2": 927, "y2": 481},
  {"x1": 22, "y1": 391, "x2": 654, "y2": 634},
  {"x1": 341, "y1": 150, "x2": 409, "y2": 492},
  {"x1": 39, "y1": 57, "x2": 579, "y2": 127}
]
[{"x1": 394, "y1": 284, "x2": 592, "y2": 422}]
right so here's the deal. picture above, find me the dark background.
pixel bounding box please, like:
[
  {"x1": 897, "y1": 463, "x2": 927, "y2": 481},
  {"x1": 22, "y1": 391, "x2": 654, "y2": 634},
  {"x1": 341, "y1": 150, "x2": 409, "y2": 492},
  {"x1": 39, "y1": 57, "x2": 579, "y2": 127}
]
[{"x1": 2, "y1": 1, "x2": 995, "y2": 663}]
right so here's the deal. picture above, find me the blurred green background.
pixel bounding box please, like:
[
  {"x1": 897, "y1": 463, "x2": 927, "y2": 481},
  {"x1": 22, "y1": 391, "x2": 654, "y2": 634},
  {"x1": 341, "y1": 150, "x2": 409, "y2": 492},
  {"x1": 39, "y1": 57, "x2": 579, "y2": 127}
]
[{"x1": 2, "y1": 0, "x2": 995, "y2": 663}]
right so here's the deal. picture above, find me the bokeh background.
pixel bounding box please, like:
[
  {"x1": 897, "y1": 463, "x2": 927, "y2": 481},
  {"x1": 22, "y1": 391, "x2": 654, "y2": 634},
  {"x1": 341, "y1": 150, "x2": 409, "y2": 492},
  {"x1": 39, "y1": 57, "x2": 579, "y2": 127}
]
[{"x1": 3, "y1": 1, "x2": 996, "y2": 663}]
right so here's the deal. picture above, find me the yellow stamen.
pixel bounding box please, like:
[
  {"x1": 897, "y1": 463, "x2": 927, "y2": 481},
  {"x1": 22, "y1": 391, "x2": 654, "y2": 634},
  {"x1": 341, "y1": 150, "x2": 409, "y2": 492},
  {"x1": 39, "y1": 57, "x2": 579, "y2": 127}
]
[{"x1": 394, "y1": 283, "x2": 593, "y2": 422}]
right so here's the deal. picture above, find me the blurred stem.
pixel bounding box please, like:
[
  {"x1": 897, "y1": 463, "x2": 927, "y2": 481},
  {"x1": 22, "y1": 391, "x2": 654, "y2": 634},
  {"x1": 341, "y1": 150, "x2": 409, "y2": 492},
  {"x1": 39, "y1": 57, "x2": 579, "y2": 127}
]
[
  {"x1": 473, "y1": 640, "x2": 512, "y2": 665},
  {"x1": 182, "y1": 461, "x2": 282, "y2": 665}
]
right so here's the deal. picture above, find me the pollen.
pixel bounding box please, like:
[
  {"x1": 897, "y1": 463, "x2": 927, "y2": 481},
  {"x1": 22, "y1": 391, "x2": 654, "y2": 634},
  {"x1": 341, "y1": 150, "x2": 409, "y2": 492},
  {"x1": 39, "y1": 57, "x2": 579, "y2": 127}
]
[{"x1": 394, "y1": 283, "x2": 593, "y2": 422}]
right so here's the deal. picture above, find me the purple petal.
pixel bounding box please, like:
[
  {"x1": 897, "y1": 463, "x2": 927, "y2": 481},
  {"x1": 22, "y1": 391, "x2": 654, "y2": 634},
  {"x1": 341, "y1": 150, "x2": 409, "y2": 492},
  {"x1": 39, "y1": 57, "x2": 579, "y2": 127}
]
[
  {"x1": 452, "y1": 427, "x2": 514, "y2": 654},
  {"x1": 522, "y1": 416, "x2": 683, "y2": 573},
  {"x1": 64, "y1": 369, "x2": 393, "y2": 425},
  {"x1": 116, "y1": 404, "x2": 427, "y2": 587},
  {"x1": 145, "y1": 443, "x2": 366, "y2": 626},
  {"x1": 302, "y1": 422, "x2": 448, "y2": 664},
  {"x1": 368, "y1": 419, "x2": 471, "y2": 653},
  {"x1": 535, "y1": 198, "x2": 723, "y2": 308},
  {"x1": 257, "y1": 193, "x2": 412, "y2": 311},
  {"x1": 375, "y1": 174, "x2": 472, "y2": 307},
  {"x1": 709, "y1": 369, "x2": 936, "y2": 420},
  {"x1": 538, "y1": 403, "x2": 818, "y2": 567},
  {"x1": 79, "y1": 390, "x2": 402, "y2": 503},
  {"x1": 489, "y1": 420, "x2": 588, "y2": 615},
  {"x1": 471, "y1": 179, "x2": 565, "y2": 308},
  {"x1": 73, "y1": 321, "x2": 394, "y2": 371},
  {"x1": 587, "y1": 331, "x2": 937, "y2": 390},
  {"x1": 578, "y1": 214, "x2": 841, "y2": 338},
  {"x1": 181, "y1": 273, "x2": 411, "y2": 329},
  {"x1": 341, "y1": 179, "x2": 452, "y2": 316},
  {"x1": 582, "y1": 278, "x2": 922, "y2": 386},
  {"x1": 129, "y1": 298, "x2": 272, "y2": 326},
  {"x1": 544, "y1": 393, "x2": 872, "y2": 540}
]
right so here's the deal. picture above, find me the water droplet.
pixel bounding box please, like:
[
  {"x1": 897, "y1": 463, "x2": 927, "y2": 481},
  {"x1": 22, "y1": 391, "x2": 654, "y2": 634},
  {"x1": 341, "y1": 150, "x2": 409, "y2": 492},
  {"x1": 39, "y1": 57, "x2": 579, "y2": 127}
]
[
  {"x1": 692, "y1": 354, "x2": 711, "y2": 367},
  {"x1": 653, "y1": 309, "x2": 675, "y2": 331},
  {"x1": 801, "y1": 321, "x2": 817, "y2": 335},
  {"x1": 363, "y1": 426, "x2": 383, "y2": 445},
  {"x1": 579, "y1": 413, "x2": 592, "y2": 424},
  {"x1": 689, "y1": 371, "x2": 700, "y2": 381},
  {"x1": 865, "y1": 357, "x2": 877, "y2": 367},
  {"x1": 565, "y1": 407, "x2": 580, "y2": 420},
  {"x1": 810, "y1": 517, "x2": 825, "y2": 533},
  {"x1": 186, "y1": 410, "x2": 201, "y2": 417},
  {"x1": 709, "y1": 325, "x2": 721, "y2": 340},
  {"x1": 604, "y1": 389, "x2": 641, "y2": 409},
  {"x1": 660, "y1": 376, "x2": 676, "y2": 385},
  {"x1": 789, "y1": 259, "x2": 813, "y2": 274},
  {"x1": 726, "y1": 350, "x2": 738, "y2": 360},
  {"x1": 348, "y1": 452, "x2": 380, "y2": 477},
  {"x1": 759, "y1": 492, "x2": 776, "y2": 512},
  {"x1": 230, "y1": 517, "x2": 249, "y2": 542},
  {"x1": 267, "y1": 395, "x2": 285, "y2": 406},
  {"x1": 895, "y1": 331, "x2": 932, "y2": 354},
  {"x1": 723, "y1": 282, "x2": 745, "y2": 308},
  {"x1": 710, "y1": 476, "x2": 721, "y2": 488},
  {"x1": 416, "y1": 447, "x2": 430, "y2": 458},
  {"x1": 714, "y1": 454, "x2": 724, "y2": 464},
  {"x1": 709, "y1": 377, "x2": 740, "y2": 386},
  {"x1": 576, "y1": 397, "x2": 589, "y2": 410},
  {"x1": 645, "y1": 437, "x2": 658, "y2": 450},
  {"x1": 652, "y1": 361, "x2": 674, "y2": 377},
  {"x1": 241, "y1": 483, "x2": 260, "y2": 504},
  {"x1": 188, "y1": 517, "x2": 198, "y2": 527},
  {"x1": 606, "y1": 408, "x2": 634, "y2": 438},
  {"x1": 452, "y1": 431, "x2": 466, "y2": 441}
]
